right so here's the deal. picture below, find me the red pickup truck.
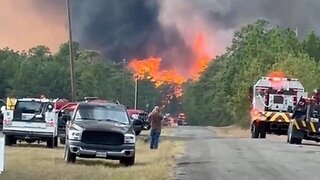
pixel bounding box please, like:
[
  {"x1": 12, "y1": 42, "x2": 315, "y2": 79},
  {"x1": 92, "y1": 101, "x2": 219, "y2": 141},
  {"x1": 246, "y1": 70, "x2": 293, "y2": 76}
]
[{"x1": 127, "y1": 109, "x2": 150, "y2": 135}]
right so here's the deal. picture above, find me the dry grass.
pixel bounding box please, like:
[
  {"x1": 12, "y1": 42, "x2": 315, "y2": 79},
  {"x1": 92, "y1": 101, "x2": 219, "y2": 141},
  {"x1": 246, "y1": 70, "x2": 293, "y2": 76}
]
[
  {"x1": 210, "y1": 125, "x2": 250, "y2": 138},
  {"x1": 1, "y1": 134, "x2": 183, "y2": 180}
]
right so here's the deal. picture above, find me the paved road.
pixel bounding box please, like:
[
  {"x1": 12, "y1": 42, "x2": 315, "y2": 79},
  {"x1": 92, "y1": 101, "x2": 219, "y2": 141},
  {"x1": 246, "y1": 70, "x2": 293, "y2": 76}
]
[{"x1": 172, "y1": 126, "x2": 320, "y2": 180}]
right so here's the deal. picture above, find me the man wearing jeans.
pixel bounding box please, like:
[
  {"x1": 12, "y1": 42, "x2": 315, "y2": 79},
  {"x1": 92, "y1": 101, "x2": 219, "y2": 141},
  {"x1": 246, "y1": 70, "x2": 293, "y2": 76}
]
[{"x1": 149, "y1": 106, "x2": 163, "y2": 149}]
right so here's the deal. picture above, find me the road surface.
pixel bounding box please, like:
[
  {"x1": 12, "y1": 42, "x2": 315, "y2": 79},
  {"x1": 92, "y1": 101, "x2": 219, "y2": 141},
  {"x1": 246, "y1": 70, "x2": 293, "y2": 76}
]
[{"x1": 171, "y1": 126, "x2": 320, "y2": 180}]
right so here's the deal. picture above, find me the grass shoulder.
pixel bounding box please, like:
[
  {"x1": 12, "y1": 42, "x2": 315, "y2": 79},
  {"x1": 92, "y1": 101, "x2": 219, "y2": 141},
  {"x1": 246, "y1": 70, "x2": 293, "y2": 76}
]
[{"x1": 2, "y1": 130, "x2": 183, "y2": 180}]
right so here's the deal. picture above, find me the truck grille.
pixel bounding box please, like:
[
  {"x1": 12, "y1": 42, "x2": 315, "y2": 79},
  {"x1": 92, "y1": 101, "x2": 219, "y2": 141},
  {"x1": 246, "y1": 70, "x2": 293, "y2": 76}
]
[{"x1": 81, "y1": 131, "x2": 124, "y2": 146}]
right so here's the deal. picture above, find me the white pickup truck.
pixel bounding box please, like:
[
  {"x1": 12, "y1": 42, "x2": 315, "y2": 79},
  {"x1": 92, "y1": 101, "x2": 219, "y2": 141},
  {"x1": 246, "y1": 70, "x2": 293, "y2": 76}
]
[{"x1": 2, "y1": 97, "x2": 59, "y2": 148}]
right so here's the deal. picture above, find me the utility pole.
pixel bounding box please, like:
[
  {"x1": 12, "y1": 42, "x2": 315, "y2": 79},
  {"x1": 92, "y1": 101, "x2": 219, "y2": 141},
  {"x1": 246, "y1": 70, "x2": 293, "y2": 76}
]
[
  {"x1": 134, "y1": 75, "x2": 138, "y2": 109},
  {"x1": 295, "y1": 27, "x2": 298, "y2": 37},
  {"x1": 121, "y1": 59, "x2": 126, "y2": 104},
  {"x1": 66, "y1": 0, "x2": 77, "y2": 101}
]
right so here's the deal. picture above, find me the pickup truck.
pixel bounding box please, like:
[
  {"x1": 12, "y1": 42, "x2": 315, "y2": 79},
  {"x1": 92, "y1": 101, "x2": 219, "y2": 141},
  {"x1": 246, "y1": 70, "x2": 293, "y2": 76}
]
[{"x1": 127, "y1": 109, "x2": 150, "y2": 135}]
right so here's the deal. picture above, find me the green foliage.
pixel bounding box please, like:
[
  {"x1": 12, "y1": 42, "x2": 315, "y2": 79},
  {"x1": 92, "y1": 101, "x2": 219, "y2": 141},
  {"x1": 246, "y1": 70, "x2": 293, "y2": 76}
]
[
  {"x1": 0, "y1": 43, "x2": 160, "y2": 110},
  {"x1": 183, "y1": 19, "x2": 320, "y2": 127}
]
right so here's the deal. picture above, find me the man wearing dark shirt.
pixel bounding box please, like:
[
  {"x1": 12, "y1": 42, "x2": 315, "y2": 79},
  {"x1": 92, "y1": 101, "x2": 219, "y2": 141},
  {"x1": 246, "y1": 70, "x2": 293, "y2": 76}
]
[{"x1": 149, "y1": 106, "x2": 163, "y2": 149}]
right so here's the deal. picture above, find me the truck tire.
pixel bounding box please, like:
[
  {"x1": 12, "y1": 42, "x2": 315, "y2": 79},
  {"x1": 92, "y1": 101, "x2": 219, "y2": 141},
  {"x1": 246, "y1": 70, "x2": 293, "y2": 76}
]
[
  {"x1": 135, "y1": 130, "x2": 141, "y2": 136},
  {"x1": 120, "y1": 154, "x2": 135, "y2": 166},
  {"x1": 47, "y1": 137, "x2": 56, "y2": 148},
  {"x1": 64, "y1": 144, "x2": 76, "y2": 163},
  {"x1": 259, "y1": 124, "x2": 266, "y2": 139},
  {"x1": 288, "y1": 125, "x2": 298, "y2": 144},
  {"x1": 5, "y1": 135, "x2": 15, "y2": 146},
  {"x1": 251, "y1": 123, "x2": 260, "y2": 138},
  {"x1": 54, "y1": 137, "x2": 58, "y2": 147},
  {"x1": 60, "y1": 137, "x2": 66, "y2": 145}
]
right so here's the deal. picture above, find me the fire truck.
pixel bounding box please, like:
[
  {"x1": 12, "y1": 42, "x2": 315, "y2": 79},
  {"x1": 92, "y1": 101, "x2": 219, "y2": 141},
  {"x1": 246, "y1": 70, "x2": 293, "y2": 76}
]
[
  {"x1": 2, "y1": 97, "x2": 69, "y2": 148},
  {"x1": 250, "y1": 76, "x2": 307, "y2": 138},
  {"x1": 287, "y1": 97, "x2": 320, "y2": 144}
]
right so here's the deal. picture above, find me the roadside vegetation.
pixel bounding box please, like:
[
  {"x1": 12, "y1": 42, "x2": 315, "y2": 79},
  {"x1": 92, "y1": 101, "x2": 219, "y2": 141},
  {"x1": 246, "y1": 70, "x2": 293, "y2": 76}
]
[
  {"x1": 2, "y1": 136, "x2": 183, "y2": 180},
  {"x1": 183, "y1": 19, "x2": 320, "y2": 127},
  {"x1": 0, "y1": 43, "x2": 169, "y2": 111}
]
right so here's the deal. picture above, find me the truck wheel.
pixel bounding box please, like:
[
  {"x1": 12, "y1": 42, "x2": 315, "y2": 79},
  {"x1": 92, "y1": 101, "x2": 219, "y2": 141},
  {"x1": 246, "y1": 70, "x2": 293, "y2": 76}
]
[
  {"x1": 60, "y1": 137, "x2": 66, "y2": 145},
  {"x1": 251, "y1": 123, "x2": 260, "y2": 138},
  {"x1": 259, "y1": 124, "x2": 266, "y2": 139},
  {"x1": 135, "y1": 130, "x2": 141, "y2": 136},
  {"x1": 64, "y1": 144, "x2": 76, "y2": 163},
  {"x1": 47, "y1": 138, "x2": 54, "y2": 148},
  {"x1": 295, "y1": 138, "x2": 302, "y2": 145},
  {"x1": 5, "y1": 135, "x2": 15, "y2": 146},
  {"x1": 54, "y1": 137, "x2": 58, "y2": 147},
  {"x1": 288, "y1": 126, "x2": 296, "y2": 144},
  {"x1": 120, "y1": 154, "x2": 135, "y2": 166}
]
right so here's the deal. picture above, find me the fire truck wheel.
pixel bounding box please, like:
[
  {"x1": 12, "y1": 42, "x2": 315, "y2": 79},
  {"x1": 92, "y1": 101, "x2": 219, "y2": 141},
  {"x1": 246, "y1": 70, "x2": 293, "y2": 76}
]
[
  {"x1": 259, "y1": 124, "x2": 266, "y2": 139},
  {"x1": 251, "y1": 123, "x2": 260, "y2": 138},
  {"x1": 295, "y1": 138, "x2": 302, "y2": 144}
]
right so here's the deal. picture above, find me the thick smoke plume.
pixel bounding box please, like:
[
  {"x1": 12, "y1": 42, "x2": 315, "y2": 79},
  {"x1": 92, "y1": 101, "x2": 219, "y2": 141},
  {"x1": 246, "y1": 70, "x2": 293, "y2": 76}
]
[{"x1": 3, "y1": 0, "x2": 320, "y2": 76}]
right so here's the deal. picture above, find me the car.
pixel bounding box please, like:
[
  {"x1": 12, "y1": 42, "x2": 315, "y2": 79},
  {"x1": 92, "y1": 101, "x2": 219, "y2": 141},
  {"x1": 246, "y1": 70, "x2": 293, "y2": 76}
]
[
  {"x1": 63, "y1": 102, "x2": 136, "y2": 166},
  {"x1": 127, "y1": 109, "x2": 150, "y2": 135},
  {"x1": 178, "y1": 113, "x2": 188, "y2": 125}
]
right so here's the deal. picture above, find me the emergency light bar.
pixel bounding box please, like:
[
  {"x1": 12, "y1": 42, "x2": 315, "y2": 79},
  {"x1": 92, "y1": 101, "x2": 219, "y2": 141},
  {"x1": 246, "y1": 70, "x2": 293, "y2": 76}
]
[{"x1": 261, "y1": 77, "x2": 299, "y2": 82}]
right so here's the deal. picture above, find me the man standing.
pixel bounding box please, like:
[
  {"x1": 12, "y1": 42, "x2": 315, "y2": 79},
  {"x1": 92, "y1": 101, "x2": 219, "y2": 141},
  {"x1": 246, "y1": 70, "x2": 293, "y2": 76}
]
[{"x1": 149, "y1": 106, "x2": 163, "y2": 149}]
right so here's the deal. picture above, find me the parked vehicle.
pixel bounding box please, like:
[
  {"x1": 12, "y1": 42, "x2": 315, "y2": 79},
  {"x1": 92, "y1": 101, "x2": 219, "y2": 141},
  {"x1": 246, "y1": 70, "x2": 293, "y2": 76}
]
[
  {"x1": 3, "y1": 97, "x2": 61, "y2": 148},
  {"x1": 63, "y1": 101, "x2": 136, "y2": 166},
  {"x1": 127, "y1": 109, "x2": 150, "y2": 135}
]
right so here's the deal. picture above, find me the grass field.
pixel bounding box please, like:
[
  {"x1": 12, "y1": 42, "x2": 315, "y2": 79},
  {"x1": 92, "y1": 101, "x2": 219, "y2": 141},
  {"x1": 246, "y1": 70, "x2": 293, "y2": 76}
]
[{"x1": 0, "y1": 129, "x2": 183, "y2": 180}]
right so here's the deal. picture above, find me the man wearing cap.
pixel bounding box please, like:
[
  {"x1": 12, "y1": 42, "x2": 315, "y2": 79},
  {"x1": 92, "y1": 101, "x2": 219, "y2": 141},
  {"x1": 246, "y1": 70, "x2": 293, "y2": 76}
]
[{"x1": 148, "y1": 106, "x2": 163, "y2": 149}]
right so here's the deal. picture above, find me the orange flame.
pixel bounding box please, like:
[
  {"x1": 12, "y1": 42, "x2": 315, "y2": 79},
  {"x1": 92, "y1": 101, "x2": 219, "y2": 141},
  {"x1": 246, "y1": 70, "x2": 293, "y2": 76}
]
[
  {"x1": 128, "y1": 33, "x2": 212, "y2": 98},
  {"x1": 191, "y1": 33, "x2": 211, "y2": 80}
]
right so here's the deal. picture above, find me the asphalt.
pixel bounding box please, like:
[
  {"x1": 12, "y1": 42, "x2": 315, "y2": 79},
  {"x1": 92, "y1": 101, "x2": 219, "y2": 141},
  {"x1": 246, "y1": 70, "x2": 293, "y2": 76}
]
[{"x1": 172, "y1": 126, "x2": 320, "y2": 180}]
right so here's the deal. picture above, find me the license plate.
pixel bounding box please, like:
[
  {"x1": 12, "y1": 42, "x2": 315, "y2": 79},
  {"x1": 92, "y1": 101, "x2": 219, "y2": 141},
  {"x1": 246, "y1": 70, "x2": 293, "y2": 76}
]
[{"x1": 96, "y1": 152, "x2": 107, "y2": 157}]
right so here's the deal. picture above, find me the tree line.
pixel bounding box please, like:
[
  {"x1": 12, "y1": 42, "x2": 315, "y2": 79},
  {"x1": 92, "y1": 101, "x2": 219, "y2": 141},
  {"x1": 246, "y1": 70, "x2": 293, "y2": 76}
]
[
  {"x1": 0, "y1": 42, "x2": 164, "y2": 111},
  {"x1": 183, "y1": 19, "x2": 320, "y2": 127}
]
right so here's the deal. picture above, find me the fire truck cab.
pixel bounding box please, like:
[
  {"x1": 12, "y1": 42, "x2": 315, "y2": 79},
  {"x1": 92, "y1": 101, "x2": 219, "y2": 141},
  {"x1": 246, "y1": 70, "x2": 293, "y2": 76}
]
[
  {"x1": 3, "y1": 97, "x2": 64, "y2": 148},
  {"x1": 251, "y1": 76, "x2": 307, "y2": 138}
]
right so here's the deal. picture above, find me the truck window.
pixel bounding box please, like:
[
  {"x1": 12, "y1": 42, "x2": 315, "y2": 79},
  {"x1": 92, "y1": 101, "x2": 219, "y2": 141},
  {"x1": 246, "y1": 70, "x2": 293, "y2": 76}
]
[
  {"x1": 75, "y1": 105, "x2": 130, "y2": 124},
  {"x1": 15, "y1": 101, "x2": 42, "y2": 114},
  {"x1": 273, "y1": 96, "x2": 284, "y2": 104}
]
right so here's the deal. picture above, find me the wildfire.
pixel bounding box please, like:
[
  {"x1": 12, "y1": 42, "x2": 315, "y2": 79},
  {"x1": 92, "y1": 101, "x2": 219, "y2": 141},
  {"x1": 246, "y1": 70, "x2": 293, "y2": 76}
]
[
  {"x1": 127, "y1": 33, "x2": 212, "y2": 103},
  {"x1": 191, "y1": 33, "x2": 211, "y2": 80}
]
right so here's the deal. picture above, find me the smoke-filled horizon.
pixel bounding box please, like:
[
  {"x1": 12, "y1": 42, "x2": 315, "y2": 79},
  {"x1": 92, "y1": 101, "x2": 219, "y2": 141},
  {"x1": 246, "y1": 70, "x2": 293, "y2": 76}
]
[{"x1": 2, "y1": 0, "x2": 320, "y2": 75}]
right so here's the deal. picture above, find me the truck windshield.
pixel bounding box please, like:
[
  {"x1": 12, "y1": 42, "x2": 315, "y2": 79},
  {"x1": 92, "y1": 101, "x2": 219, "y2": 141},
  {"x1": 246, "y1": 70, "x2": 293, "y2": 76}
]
[
  {"x1": 75, "y1": 105, "x2": 129, "y2": 124},
  {"x1": 16, "y1": 101, "x2": 42, "y2": 114}
]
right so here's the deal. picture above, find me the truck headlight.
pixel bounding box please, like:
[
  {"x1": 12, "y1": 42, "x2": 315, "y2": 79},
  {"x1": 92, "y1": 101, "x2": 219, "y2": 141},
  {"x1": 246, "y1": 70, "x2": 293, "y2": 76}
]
[
  {"x1": 124, "y1": 134, "x2": 135, "y2": 144},
  {"x1": 69, "y1": 129, "x2": 81, "y2": 140}
]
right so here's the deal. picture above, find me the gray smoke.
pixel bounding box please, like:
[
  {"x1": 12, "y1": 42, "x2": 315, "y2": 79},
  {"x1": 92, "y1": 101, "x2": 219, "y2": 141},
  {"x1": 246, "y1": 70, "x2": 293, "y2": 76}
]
[{"x1": 30, "y1": 0, "x2": 320, "y2": 70}]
